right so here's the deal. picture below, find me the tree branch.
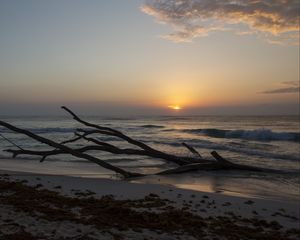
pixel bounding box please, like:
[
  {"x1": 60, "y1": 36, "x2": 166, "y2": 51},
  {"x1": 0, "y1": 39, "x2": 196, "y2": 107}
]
[
  {"x1": 0, "y1": 120, "x2": 142, "y2": 178},
  {"x1": 0, "y1": 107, "x2": 285, "y2": 177},
  {"x1": 182, "y1": 142, "x2": 202, "y2": 159}
]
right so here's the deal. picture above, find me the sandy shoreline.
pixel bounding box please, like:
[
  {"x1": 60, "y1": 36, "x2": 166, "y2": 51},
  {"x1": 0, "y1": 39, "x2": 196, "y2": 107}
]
[
  {"x1": 1, "y1": 157, "x2": 299, "y2": 203},
  {"x1": 0, "y1": 169, "x2": 299, "y2": 239}
]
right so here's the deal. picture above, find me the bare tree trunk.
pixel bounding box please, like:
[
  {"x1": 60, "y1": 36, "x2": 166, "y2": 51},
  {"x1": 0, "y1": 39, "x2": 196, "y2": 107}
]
[
  {"x1": 0, "y1": 120, "x2": 142, "y2": 178},
  {"x1": 0, "y1": 107, "x2": 285, "y2": 178},
  {"x1": 61, "y1": 106, "x2": 197, "y2": 166}
]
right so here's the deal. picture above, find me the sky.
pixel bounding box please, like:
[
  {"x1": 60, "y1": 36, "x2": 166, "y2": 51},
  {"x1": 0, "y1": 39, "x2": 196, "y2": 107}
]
[{"x1": 0, "y1": 0, "x2": 299, "y2": 116}]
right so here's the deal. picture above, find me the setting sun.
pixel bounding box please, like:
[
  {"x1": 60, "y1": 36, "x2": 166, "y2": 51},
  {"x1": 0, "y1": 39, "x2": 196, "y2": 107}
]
[{"x1": 168, "y1": 105, "x2": 182, "y2": 110}]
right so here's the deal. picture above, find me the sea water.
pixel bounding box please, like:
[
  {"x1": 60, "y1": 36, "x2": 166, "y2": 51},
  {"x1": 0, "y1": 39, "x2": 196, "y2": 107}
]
[{"x1": 0, "y1": 115, "x2": 299, "y2": 201}]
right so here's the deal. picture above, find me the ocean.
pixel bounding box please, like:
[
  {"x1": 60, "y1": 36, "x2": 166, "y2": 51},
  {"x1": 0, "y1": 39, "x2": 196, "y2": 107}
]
[{"x1": 0, "y1": 115, "x2": 299, "y2": 202}]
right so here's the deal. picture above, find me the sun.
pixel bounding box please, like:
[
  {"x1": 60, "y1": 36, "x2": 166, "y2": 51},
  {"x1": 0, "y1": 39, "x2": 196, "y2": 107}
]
[{"x1": 168, "y1": 105, "x2": 182, "y2": 110}]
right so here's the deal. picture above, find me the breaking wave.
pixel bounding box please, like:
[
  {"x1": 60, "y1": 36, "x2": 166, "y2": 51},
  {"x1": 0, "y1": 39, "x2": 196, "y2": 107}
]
[{"x1": 182, "y1": 128, "x2": 300, "y2": 142}]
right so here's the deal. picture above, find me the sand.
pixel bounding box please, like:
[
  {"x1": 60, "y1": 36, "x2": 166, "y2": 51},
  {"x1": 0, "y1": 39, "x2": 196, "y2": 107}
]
[{"x1": 0, "y1": 169, "x2": 299, "y2": 239}]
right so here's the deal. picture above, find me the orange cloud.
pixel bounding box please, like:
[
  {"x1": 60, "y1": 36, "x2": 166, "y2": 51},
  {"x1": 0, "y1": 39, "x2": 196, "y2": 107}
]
[{"x1": 142, "y1": 0, "x2": 299, "y2": 44}]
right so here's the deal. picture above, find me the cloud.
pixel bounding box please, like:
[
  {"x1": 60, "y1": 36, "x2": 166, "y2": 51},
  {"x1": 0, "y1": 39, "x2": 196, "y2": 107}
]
[
  {"x1": 261, "y1": 81, "x2": 300, "y2": 94},
  {"x1": 141, "y1": 0, "x2": 300, "y2": 44},
  {"x1": 262, "y1": 87, "x2": 300, "y2": 94},
  {"x1": 282, "y1": 81, "x2": 299, "y2": 86}
]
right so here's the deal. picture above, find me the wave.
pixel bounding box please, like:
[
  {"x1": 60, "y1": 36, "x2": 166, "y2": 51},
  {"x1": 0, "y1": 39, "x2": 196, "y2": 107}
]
[
  {"x1": 0, "y1": 127, "x2": 77, "y2": 134},
  {"x1": 148, "y1": 137, "x2": 300, "y2": 162},
  {"x1": 182, "y1": 128, "x2": 300, "y2": 142},
  {"x1": 139, "y1": 124, "x2": 164, "y2": 129}
]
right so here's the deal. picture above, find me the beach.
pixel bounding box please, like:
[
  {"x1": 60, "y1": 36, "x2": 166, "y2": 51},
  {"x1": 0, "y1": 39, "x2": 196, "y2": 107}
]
[
  {"x1": 1, "y1": 0, "x2": 299, "y2": 238},
  {"x1": 0, "y1": 115, "x2": 299, "y2": 201},
  {"x1": 0, "y1": 116, "x2": 299, "y2": 239},
  {"x1": 0, "y1": 169, "x2": 299, "y2": 240}
]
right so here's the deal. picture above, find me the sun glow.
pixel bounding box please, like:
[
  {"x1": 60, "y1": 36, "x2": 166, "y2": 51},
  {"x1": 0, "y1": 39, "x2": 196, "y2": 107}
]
[{"x1": 168, "y1": 105, "x2": 182, "y2": 110}]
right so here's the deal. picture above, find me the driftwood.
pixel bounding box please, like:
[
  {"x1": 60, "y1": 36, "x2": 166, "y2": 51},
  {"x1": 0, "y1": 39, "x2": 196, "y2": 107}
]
[
  {"x1": 158, "y1": 151, "x2": 282, "y2": 175},
  {"x1": 0, "y1": 106, "x2": 281, "y2": 178},
  {"x1": 0, "y1": 120, "x2": 141, "y2": 178}
]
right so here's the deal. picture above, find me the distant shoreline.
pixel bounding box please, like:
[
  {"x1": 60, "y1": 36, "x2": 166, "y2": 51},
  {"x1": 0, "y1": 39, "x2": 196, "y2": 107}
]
[{"x1": 0, "y1": 114, "x2": 299, "y2": 118}]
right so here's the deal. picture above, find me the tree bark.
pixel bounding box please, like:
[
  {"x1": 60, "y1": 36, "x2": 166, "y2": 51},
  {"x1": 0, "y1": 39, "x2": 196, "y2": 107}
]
[
  {"x1": 0, "y1": 120, "x2": 142, "y2": 178},
  {"x1": 0, "y1": 107, "x2": 285, "y2": 177}
]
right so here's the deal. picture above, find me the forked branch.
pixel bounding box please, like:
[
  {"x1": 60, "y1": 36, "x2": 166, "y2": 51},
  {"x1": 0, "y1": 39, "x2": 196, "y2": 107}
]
[
  {"x1": 0, "y1": 107, "x2": 284, "y2": 178},
  {"x1": 0, "y1": 120, "x2": 142, "y2": 178}
]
